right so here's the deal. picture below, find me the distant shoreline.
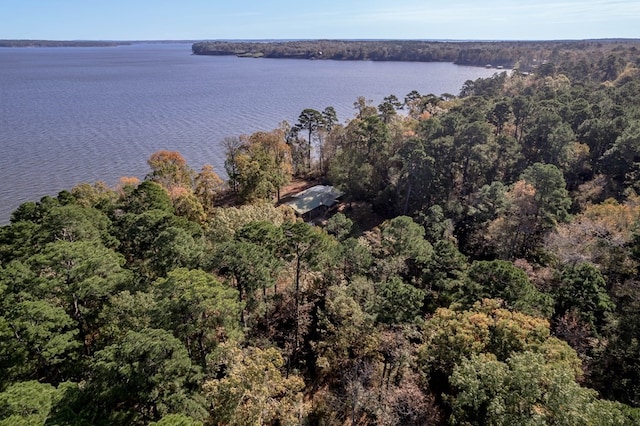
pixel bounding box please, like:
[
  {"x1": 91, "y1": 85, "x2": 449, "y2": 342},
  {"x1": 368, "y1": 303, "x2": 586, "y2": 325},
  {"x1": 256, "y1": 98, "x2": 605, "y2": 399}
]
[
  {"x1": 3, "y1": 38, "x2": 638, "y2": 48},
  {"x1": 0, "y1": 40, "x2": 198, "y2": 48},
  {"x1": 190, "y1": 39, "x2": 640, "y2": 70},
  {"x1": 0, "y1": 40, "x2": 132, "y2": 47},
  {"x1": 4, "y1": 38, "x2": 640, "y2": 73}
]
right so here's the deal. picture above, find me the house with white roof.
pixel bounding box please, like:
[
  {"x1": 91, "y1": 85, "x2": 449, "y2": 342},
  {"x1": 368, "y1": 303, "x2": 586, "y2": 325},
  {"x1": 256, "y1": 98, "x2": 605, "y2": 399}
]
[{"x1": 284, "y1": 185, "x2": 343, "y2": 221}]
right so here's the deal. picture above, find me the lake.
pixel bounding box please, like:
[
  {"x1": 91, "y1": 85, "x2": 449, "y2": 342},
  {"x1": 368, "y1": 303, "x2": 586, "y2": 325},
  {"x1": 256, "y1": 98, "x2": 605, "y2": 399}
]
[{"x1": 0, "y1": 43, "x2": 498, "y2": 224}]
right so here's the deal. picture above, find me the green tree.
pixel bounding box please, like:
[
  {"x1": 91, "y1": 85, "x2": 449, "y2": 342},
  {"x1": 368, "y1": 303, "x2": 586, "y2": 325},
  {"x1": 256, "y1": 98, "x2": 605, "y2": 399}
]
[
  {"x1": 486, "y1": 163, "x2": 571, "y2": 258},
  {"x1": 0, "y1": 220, "x2": 42, "y2": 263},
  {"x1": 236, "y1": 220, "x2": 284, "y2": 255},
  {"x1": 222, "y1": 136, "x2": 244, "y2": 195},
  {"x1": 339, "y1": 237, "x2": 374, "y2": 278},
  {"x1": 378, "y1": 94, "x2": 402, "y2": 124},
  {"x1": 418, "y1": 205, "x2": 454, "y2": 243},
  {"x1": 394, "y1": 138, "x2": 439, "y2": 215},
  {"x1": 448, "y1": 352, "x2": 631, "y2": 426},
  {"x1": 150, "y1": 414, "x2": 204, "y2": 426},
  {"x1": 1, "y1": 300, "x2": 80, "y2": 383},
  {"x1": 98, "y1": 290, "x2": 158, "y2": 344},
  {"x1": 30, "y1": 240, "x2": 131, "y2": 354},
  {"x1": 453, "y1": 120, "x2": 497, "y2": 197},
  {"x1": 322, "y1": 106, "x2": 338, "y2": 130},
  {"x1": 328, "y1": 147, "x2": 374, "y2": 202},
  {"x1": 0, "y1": 380, "x2": 68, "y2": 426},
  {"x1": 314, "y1": 284, "x2": 380, "y2": 422},
  {"x1": 315, "y1": 284, "x2": 379, "y2": 375},
  {"x1": 418, "y1": 299, "x2": 579, "y2": 390},
  {"x1": 148, "y1": 226, "x2": 204, "y2": 277},
  {"x1": 555, "y1": 262, "x2": 615, "y2": 334},
  {"x1": 252, "y1": 130, "x2": 293, "y2": 200},
  {"x1": 282, "y1": 221, "x2": 333, "y2": 296},
  {"x1": 204, "y1": 345, "x2": 305, "y2": 426},
  {"x1": 464, "y1": 260, "x2": 553, "y2": 317},
  {"x1": 295, "y1": 108, "x2": 324, "y2": 169},
  {"x1": 375, "y1": 276, "x2": 425, "y2": 324},
  {"x1": 422, "y1": 239, "x2": 468, "y2": 311},
  {"x1": 511, "y1": 95, "x2": 533, "y2": 143},
  {"x1": 211, "y1": 240, "x2": 277, "y2": 326},
  {"x1": 522, "y1": 108, "x2": 575, "y2": 167},
  {"x1": 487, "y1": 99, "x2": 511, "y2": 136},
  {"x1": 592, "y1": 278, "x2": 640, "y2": 407},
  {"x1": 328, "y1": 114, "x2": 391, "y2": 203},
  {"x1": 520, "y1": 162, "x2": 571, "y2": 228},
  {"x1": 114, "y1": 209, "x2": 199, "y2": 278},
  {"x1": 601, "y1": 120, "x2": 640, "y2": 193},
  {"x1": 123, "y1": 181, "x2": 174, "y2": 214},
  {"x1": 404, "y1": 89, "x2": 423, "y2": 114},
  {"x1": 325, "y1": 212, "x2": 353, "y2": 241},
  {"x1": 377, "y1": 216, "x2": 433, "y2": 283},
  {"x1": 281, "y1": 221, "x2": 335, "y2": 369},
  {"x1": 153, "y1": 268, "x2": 241, "y2": 368},
  {"x1": 318, "y1": 106, "x2": 339, "y2": 173},
  {"x1": 9, "y1": 196, "x2": 60, "y2": 224},
  {"x1": 70, "y1": 181, "x2": 118, "y2": 211},
  {"x1": 578, "y1": 117, "x2": 623, "y2": 165},
  {"x1": 88, "y1": 328, "x2": 207, "y2": 424},
  {"x1": 381, "y1": 216, "x2": 431, "y2": 260},
  {"x1": 40, "y1": 204, "x2": 117, "y2": 247}
]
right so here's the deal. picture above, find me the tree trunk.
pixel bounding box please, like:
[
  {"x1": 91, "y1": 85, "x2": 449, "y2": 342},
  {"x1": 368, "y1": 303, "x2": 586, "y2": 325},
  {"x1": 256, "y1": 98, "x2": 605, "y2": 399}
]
[{"x1": 403, "y1": 177, "x2": 412, "y2": 216}]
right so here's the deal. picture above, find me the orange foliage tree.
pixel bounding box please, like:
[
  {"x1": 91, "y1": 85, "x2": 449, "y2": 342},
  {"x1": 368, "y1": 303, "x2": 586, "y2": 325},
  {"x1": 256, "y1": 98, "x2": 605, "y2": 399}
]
[
  {"x1": 230, "y1": 130, "x2": 293, "y2": 202},
  {"x1": 546, "y1": 197, "x2": 640, "y2": 278},
  {"x1": 194, "y1": 164, "x2": 224, "y2": 211},
  {"x1": 146, "y1": 150, "x2": 194, "y2": 190}
]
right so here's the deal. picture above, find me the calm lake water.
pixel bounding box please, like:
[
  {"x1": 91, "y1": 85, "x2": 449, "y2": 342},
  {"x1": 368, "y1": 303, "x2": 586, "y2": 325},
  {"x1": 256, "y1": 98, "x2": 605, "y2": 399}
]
[{"x1": 0, "y1": 43, "x2": 497, "y2": 224}]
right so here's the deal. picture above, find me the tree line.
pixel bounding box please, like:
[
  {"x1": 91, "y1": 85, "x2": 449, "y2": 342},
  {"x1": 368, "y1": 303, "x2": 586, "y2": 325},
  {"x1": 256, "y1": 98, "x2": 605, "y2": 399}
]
[
  {"x1": 3, "y1": 41, "x2": 640, "y2": 424},
  {"x1": 192, "y1": 39, "x2": 640, "y2": 80},
  {"x1": 0, "y1": 40, "x2": 130, "y2": 47}
]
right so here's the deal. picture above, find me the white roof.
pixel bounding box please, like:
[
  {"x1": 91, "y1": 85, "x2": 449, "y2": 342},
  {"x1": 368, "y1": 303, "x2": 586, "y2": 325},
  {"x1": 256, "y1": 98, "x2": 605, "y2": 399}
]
[{"x1": 285, "y1": 185, "x2": 343, "y2": 215}]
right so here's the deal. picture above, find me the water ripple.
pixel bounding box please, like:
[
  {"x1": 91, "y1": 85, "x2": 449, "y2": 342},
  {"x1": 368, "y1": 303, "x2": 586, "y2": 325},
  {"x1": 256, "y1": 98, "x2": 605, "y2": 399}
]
[{"x1": 0, "y1": 44, "x2": 497, "y2": 224}]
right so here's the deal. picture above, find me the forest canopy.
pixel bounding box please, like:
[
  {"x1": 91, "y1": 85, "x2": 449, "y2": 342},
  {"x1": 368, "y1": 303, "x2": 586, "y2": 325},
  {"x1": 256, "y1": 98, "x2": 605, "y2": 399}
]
[{"x1": 3, "y1": 40, "x2": 640, "y2": 424}]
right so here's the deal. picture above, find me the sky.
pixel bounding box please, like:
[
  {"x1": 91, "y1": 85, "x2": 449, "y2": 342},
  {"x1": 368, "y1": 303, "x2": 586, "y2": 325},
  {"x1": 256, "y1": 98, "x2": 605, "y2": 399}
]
[{"x1": 1, "y1": 0, "x2": 638, "y2": 41}]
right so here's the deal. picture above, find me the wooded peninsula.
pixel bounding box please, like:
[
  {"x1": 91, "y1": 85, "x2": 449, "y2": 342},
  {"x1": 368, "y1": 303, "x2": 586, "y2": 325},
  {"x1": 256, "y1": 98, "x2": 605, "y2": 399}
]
[
  {"x1": 3, "y1": 39, "x2": 640, "y2": 425},
  {"x1": 192, "y1": 39, "x2": 640, "y2": 72}
]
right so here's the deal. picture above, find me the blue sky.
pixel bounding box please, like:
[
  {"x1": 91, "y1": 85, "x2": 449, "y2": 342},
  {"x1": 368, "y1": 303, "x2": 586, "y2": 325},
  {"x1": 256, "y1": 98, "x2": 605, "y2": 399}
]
[{"x1": 1, "y1": 0, "x2": 638, "y2": 41}]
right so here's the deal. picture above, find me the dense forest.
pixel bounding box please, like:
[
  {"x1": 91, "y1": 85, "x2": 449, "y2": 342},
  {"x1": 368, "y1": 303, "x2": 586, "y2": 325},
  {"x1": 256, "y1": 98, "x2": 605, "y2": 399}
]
[{"x1": 3, "y1": 40, "x2": 640, "y2": 425}]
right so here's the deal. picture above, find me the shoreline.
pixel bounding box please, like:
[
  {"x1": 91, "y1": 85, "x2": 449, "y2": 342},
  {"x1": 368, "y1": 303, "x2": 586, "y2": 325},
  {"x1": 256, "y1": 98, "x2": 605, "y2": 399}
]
[{"x1": 191, "y1": 39, "x2": 640, "y2": 71}]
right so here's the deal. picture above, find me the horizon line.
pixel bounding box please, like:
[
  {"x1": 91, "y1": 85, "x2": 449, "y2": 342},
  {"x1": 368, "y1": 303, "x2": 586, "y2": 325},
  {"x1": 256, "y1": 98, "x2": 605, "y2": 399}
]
[{"x1": 2, "y1": 37, "x2": 640, "y2": 43}]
